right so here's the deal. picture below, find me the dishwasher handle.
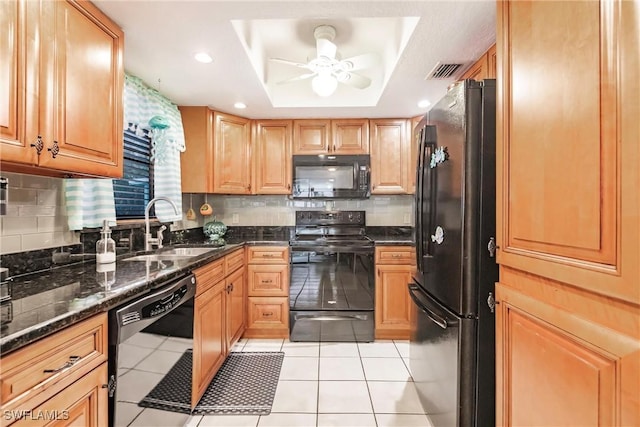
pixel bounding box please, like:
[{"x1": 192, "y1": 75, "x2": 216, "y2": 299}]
[
  {"x1": 408, "y1": 283, "x2": 455, "y2": 330},
  {"x1": 113, "y1": 274, "x2": 196, "y2": 343}
]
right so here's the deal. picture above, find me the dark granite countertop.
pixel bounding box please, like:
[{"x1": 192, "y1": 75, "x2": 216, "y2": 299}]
[
  {"x1": 0, "y1": 227, "x2": 412, "y2": 355},
  {"x1": 0, "y1": 243, "x2": 243, "y2": 354}
]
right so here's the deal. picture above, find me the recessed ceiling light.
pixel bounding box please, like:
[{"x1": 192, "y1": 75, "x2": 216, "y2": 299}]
[
  {"x1": 194, "y1": 52, "x2": 213, "y2": 63},
  {"x1": 418, "y1": 99, "x2": 431, "y2": 108},
  {"x1": 234, "y1": 102, "x2": 247, "y2": 109}
]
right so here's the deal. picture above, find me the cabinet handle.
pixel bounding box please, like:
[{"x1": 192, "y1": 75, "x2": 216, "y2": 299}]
[
  {"x1": 287, "y1": 184, "x2": 291, "y2": 190},
  {"x1": 44, "y1": 355, "x2": 81, "y2": 374},
  {"x1": 391, "y1": 254, "x2": 402, "y2": 258},
  {"x1": 261, "y1": 279, "x2": 273, "y2": 284},
  {"x1": 377, "y1": 268, "x2": 380, "y2": 277},
  {"x1": 332, "y1": 143, "x2": 335, "y2": 152},
  {"x1": 230, "y1": 282, "x2": 234, "y2": 292},
  {"x1": 30, "y1": 135, "x2": 44, "y2": 155},
  {"x1": 48, "y1": 140, "x2": 60, "y2": 158},
  {"x1": 262, "y1": 253, "x2": 274, "y2": 258},
  {"x1": 263, "y1": 312, "x2": 273, "y2": 317}
]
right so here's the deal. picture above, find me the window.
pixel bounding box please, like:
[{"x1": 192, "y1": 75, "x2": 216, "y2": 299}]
[{"x1": 113, "y1": 125, "x2": 154, "y2": 218}]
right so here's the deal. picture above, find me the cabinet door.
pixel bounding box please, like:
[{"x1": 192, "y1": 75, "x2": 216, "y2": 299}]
[
  {"x1": 192, "y1": 280, "x2": 226, "y2": 408},
  {"x1": 375, "y1": 264, "x2": 413, "y2": 339},
  {"x1": 179, "y1": 106, "x2": 214, "y2": 193},
  {"x1": 497, "y1": 0, "x2": 638, "y2": 303},
  {"x1": 370, "y1": 119, "x2": 409, "y2": 194},
  {"x1": 253, "y1": 120, "x2": 292, "y2": 194},
  {"x1": 487, "y1": 44, "x2": 497, "y2": 79},
  {"x1": 331, "y1": 119, "x2": 369, "y2": 154},
  {"x1": 213, "y1": 112, "x2": 251, "y2": 194},
  {"x1": 0, "y1": 0, "x2": 35, "y2": 166},
  {"x1": 11, "y1": 363, "x2": 108, "y2": 427},
  {"x1": 225, "y1": 266, "x2": 245, "y2": 350},
  {"x1": 495, "y1": 283, "x2": 639, "y2": 427},
  {"x1": 461, "y1": 52, "x2": 488, "y2": 81},
  {"x1": 36, "y1": 0, "x2": 123, "y2": 177},
  {"x1": 292, "y1": 119, "x2": 330, "y2": 154}
]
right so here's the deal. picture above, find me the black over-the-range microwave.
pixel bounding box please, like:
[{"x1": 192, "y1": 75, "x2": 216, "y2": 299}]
[{"x1": 292, "y1": 154, "x2": 371, "y2": 199}]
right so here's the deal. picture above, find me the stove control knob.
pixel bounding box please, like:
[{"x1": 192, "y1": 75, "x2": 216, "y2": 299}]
[{"x1": 348, "y1": 213, "x2": 354, "y2": 221}]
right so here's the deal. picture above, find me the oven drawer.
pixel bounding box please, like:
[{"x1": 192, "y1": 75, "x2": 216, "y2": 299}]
[
  {"x1": 0, "y1": 313, "x2": 107, "y2": 410},
  {"x1": 247, "y1": 264, "x2": 289, "y2": 297},
  {"x1": 247, "y1": 246, "x2": 289, "y2": 264},
  {"x1": 246, "y1": 297, "x2": 289, "y2": 334}
]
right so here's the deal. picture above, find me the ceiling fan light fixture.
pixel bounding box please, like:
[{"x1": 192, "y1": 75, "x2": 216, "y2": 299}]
[{"x1": 312, "y1": 73, "x2": 338, "y2": 97}]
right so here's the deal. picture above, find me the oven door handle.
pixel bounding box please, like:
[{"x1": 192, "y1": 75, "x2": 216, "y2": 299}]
[
  {"x1": 294, "y1": 313, "x2": 369, "y2": 321},
  {"x1": 290, "y1": 245, "x2": 374, "y2": 254}
]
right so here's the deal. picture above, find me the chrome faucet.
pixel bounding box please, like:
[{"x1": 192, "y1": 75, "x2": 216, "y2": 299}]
[{"x1": 144, "y1": 197, "x2": 179, "y2": 251}]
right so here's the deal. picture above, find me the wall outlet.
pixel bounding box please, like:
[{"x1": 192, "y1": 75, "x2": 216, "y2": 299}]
[
  {"x1": 232, "y1": 213, "x2": 239, "y2": 224},
  {"x1": 403, "y1": 213, "x2": 411, "y2": 224}
]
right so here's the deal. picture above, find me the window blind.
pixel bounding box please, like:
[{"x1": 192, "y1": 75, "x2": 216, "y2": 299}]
[{"x1": 113, "y1": 128, "x2": 154, "y2": 218}]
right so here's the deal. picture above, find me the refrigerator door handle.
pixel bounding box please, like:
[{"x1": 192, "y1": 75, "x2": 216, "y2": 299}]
[{"x1": 408, "y1": 284, "x2": 448, "y2": 329}]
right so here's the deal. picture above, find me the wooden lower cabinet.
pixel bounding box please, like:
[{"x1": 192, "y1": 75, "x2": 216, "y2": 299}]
[
  {"x1": 192, "y1": 279, "x2": 226, "y2": 408},
  {"x1": 496, "y1": 280, "x2": 640, "y2": 426},
  {"x1": 191, "y1": 248, "x2": 245, "y2": 408},
  {"x1": 246, "y1": 297, "x2": 289, "y2": 337},
  {"x1": 225, "y1": 266, "x2": 245, "y2": 349},
  {"x1": 0, "y1": 314, "x2": 108, "y2": 426},
  {"x1": 374, "y1": 247, "x2": 415, "y2": 340},
  {"x1": 12, "y1": 363, "x2": 109, "y2": 427},
  {"x1": 244, "y1": 246, "x2": 290, "y2": 338}
]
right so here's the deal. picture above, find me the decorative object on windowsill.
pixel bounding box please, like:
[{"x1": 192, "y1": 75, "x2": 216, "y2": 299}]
[
  {"x1": 200, "y1": 194, "x2": 213, "y2": 216},
  {"x1": 203, "y1": 217, "x2": 227, "y2": 246},
  {"x1": 186, "y1": 194, "x2": 196, "y2": 220}
]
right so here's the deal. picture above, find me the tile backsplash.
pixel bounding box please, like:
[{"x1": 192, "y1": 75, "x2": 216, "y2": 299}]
[
  {"x1": 0, "y1": 172, "x2": 79, "y2": 255},
  {"x1": 173, "y1": 193, "x2": 414, "y2": 231},
  {"x1": 0, "y1": 172, "x2": 413, "y2": 255}
]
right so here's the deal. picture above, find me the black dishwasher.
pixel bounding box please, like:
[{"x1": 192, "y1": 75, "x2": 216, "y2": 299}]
[{"x1": 107, "y1": 274, "x2": 196, "y2": 426}]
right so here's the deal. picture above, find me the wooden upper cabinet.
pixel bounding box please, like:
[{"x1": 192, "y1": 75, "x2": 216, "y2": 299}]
[
  {"x1": 253, "y1": 120, "x2": 292, "y2": 194},
  {"x1": 293, "y1": 119, "x2": 330, "y2": 154},
  {"x1": 180, "y1": 107, "x2": 251, "y2": 194},
  {"x1": 408, "y1": 115, "x2": 424, "y2": 194},
  {"x1": 179, "y1": 106, "x2": 214, "y2": 193},
  {"x1": 370, "y1": 119, "x2": 410, "y2": 194},
  {"x1": 213, "y1": 112, "x2": 252, "y2": 194},
  {"x1": 331, "y1": 119, "x2": 369, "y2": 154},
  {"x1": 497, "y1": 0, "x2": 638, "y2": 303},
  {"x1": 0, "y1": 0, "x2": 32, "y2": 165},
  {"x1": 461, "y1": 51, "x2": 489, "y2": 81},
  {"x1": 0, "y1": 0, "x2": 124, "y2": 178},
  {"x1": 487, "y1": 44, "x2": 497, "y2": 79}
]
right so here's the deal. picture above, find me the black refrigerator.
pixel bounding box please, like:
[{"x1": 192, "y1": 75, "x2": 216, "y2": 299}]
[{"x1": 409, "y1": 79, "x2": 498, "y2": 427}]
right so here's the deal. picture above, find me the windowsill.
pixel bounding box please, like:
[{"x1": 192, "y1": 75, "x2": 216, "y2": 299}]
[{"x1": 78, "y1": 219, "x2": 164, "y2": 233}]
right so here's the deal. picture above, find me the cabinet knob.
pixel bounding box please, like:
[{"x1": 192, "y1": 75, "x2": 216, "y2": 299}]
[
  {"x1": 48, "y1": 141, "x2": 60, "y2": 159},
  {"x1": 30, "y1": 135, "x2": 44, "y2": 155},
  {"x1": 263, "y1": 312, "x2": 273, "y2": 317}
]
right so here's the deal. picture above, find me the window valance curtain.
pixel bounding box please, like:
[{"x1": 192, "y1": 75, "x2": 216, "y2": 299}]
[{"x1": 124, "y1": 74, "x2": 184, "y2": 222}]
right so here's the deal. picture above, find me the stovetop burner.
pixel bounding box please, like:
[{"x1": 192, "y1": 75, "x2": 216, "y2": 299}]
[{"x1": 291, "y1": 210, "x2": 372, "y2": 249}]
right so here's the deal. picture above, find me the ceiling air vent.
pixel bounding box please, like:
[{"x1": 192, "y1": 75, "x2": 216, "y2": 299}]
[{"x1": 425, "y1": 62, "x2": 464, "y2": 80}]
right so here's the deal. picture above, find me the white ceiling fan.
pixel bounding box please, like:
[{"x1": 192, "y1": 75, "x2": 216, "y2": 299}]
[{"x1": 269, "y1": 25, "x2": 379, "y2": 97}]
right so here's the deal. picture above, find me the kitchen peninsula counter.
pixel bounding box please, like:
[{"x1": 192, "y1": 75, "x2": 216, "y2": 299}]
[{"x1": 0, "y1": 243, "x2": 254, "y2": 355}]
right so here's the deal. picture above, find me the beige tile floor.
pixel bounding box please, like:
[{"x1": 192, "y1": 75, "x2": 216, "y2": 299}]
[{"x1": 116, "y1": 336, "x2": 435, "y2": 427}]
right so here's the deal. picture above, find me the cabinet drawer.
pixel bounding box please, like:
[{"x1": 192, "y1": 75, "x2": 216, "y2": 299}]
[
  {"x1": 246, "y1": 246, "x2": 289, "y2": 264},
  {"x1": 375, "y1": 246, "x2": 416, "y2": 265},
  {"x1": 246, "y1": 297, "x2": 289, "y2": 331},
  {"x1": 225, "y1": 249, "x2": 244, "y2": 274},
  {"x1": 194, "y1": 258, "x2": 225, "y2": 296},
  {"x1": 247, "y1": 264, "x2": 289, "y2": 297},
  {"x1": 0, "y1": 313, "x2": 107, "y2": 408}
]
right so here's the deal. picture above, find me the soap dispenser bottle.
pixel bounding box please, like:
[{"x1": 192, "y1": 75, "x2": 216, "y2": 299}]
[{"x1": 96, "y1": 220, "x2": 116, "y2": 264}]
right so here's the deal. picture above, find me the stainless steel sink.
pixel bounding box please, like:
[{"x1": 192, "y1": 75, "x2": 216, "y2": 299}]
[
  {"x1": 159, "y1": 247, "x2": 217, "y2": 256},
  {"x1": 122, "y1": 247, "x2": 221, "y2": 262},
  {"x1": 122, "y1": 254, "x2": 193, "y2": 262}
]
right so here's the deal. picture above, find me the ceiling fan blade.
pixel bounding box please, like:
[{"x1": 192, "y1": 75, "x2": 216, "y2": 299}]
[
  {"x1": 316, "y1": 38, "x2": 337, "y2": 60},
  {"x1": 338, "y1": 53, "x2": 379, "y2": 71},
  {"x1": 269, "y1": 58, "x2": 311, "y2": 69},
  {"x1": 337, "y1": 71, "x2": 371, "y2": 89},
  {"x1": 277, "y1": 72, "x2": 317, "y2": 84}
]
